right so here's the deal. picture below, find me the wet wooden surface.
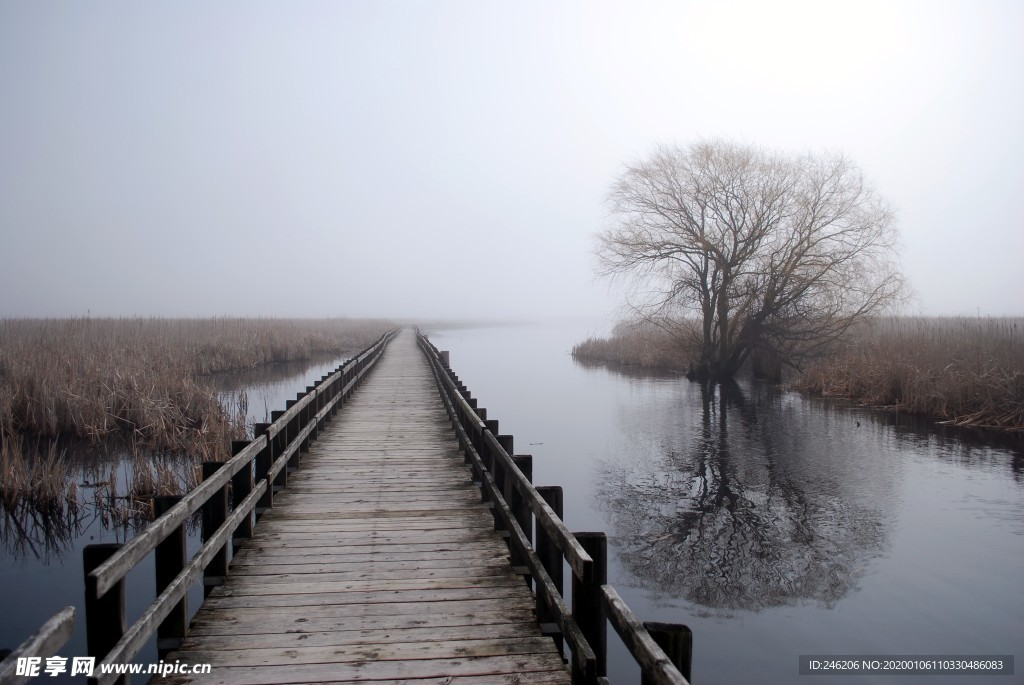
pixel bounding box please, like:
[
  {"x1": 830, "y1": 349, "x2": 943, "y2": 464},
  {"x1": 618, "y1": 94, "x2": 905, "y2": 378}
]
[{"x1": 160, "y1": 329, "x2": 569, "y2": 684}]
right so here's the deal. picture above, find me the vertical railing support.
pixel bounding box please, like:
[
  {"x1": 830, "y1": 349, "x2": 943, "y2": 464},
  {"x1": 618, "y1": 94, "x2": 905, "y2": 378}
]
[
  {"x1": 201, "y1": 462, "x2": 229, "y2": 597},
  {"x1": 573, "y1": 532, "x2": 608, "y2": 683},
  {"x1": 510, "y1": 454, "x2": 533, "y2": 585},
  {"x1": 641, "y1": 622, "x2": 693, "y2": 685},
  {"x1": 231, "y1": 440, "x2": 254, "y2": 548},
  {"x1": 83, "y1": 543, "x2": 126, "y2": 685},
  {"x1": 536, "y1": 486, "x2": 564, "y2": 655},
  {"x1": 153, "y1": 495, "x2": 187, "y2": 656},
  {"x1": 253, "y1": 422, "x2": 273, "y2": 514},
  {"x1": 305, "y1": 385, "x2": 317, "y2": 446}
]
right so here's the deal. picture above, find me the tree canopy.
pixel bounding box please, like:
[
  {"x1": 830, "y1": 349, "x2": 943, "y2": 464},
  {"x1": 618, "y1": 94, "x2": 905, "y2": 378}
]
[{"x1": 597, "y1": 140, "x2": 905, "y2": 381}]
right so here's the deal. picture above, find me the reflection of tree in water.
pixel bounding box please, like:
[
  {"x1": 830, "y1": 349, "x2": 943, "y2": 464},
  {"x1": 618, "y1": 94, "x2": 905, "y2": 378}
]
[{"x1": 598, "y1": 381, "x2": 885, "y2": 612}]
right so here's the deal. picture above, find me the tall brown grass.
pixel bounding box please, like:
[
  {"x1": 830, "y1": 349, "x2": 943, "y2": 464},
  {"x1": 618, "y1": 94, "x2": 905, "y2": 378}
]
[
  {"x1": 0, "y1": 435, "x2": 79, "y2": 514},
  {"x1": 793, "y1": 317, "x2": 1023, "y2": 431},
  {"x1": 0, "y1": 317, "x2": 392, "y2": 460},
  {"x1": 572, "y1": 321, "x2": 694, "y2": 369},
  {"x1": 573, "y1": 317, "x2": 1024, "y2": 431}
]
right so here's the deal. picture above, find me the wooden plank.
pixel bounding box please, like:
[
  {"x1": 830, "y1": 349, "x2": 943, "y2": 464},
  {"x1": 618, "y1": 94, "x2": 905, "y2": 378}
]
[
  {"x1": 210, "y1": 574, "x2": 524, "y2": 597},
  {"x1": 228, "y1": 558, "x2": 513, "y2": 576},
  {"x1": 173, "y1": 636, "x2": 560, "y2": 666},
  {"x1": 187, "y1": 615, "x2": 542, "y2": 640},
  {"x1": 161, "y1": 667, "x2": 571, "y2": 685},
  {"x1": 203, "y1": 581, "x2": 532, "y2": 610},
  {"x1": 229, "y1": 548, "x2": 510, "y2": 566},
  {"x1": 159, "y1": 654, "x2": 568, "y2": 685},
  {"x1": 190, "y1": 597, "x2": 538, "y2": 625},
  {"x1": 225, "y1": 565, "x2": 518, "y2": 583}
]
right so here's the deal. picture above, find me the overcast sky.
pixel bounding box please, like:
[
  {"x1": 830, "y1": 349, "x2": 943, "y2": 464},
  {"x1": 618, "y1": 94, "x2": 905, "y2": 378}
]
[{"x1": 1, "y1": 1, "x2": 1021, "y2": 321}]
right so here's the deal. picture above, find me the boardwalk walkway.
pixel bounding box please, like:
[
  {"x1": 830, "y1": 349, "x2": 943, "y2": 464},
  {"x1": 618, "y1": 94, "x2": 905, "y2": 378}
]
[{"x1": 163, "y1": 329, "x2": 571, "y2": 684}]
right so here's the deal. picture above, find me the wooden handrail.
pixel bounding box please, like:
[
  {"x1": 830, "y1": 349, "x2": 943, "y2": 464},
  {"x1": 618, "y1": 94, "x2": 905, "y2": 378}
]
[
  {"x1": 602, "y1": 587, "x2": 691, "y2": 685},
  {"x1": 0, "y1": 607, "x2": 76, "y2": 685},
  {"x1": 417, "y1": 331, "x2": 692, "y2": 685},
  {"x1": 81, "y1": 328, "x2": 398, "y2": 685}
]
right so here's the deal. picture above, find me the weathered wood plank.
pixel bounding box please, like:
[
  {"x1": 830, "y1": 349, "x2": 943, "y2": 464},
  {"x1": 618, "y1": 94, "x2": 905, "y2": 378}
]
[
  {"x1": 207, "y1": 587, "x2": 529, "y2": 612},
  {"x1": 187, "y1": 616, "x2": 543, "y2": 641},
  {"x1": 225, "y1": 565, "x2": 518, "y2": 583},
  {"x1": 190, "y1": 597, "x2": 537, "y2": 625},
  {"x1": 228, "y1": 558, "x2": 513, "y2": 576},
  {"x1": 161, "y1": 666, "x2": 571, "y2": 685},
  {"x1": 158, "y1": 654, "x2": 568, "y2": 685},
  {"x1": 229, "y1": 548, "x2": 510, "y2": 566},
  {"x1": 173, "y1": 636, "x2": 560, "y2": 666}
]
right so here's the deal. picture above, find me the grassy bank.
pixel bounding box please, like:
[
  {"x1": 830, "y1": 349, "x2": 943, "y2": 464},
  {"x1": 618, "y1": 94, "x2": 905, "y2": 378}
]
[
  {"x1": 572, "y1": 321, "x2": 695, "y2": 369},
  {"x1": 573, "y1": 317, "x2": 1024, "y2": 431},
  {"x1": 0, "y1": 317, "x2": 393, "y2": 460}
]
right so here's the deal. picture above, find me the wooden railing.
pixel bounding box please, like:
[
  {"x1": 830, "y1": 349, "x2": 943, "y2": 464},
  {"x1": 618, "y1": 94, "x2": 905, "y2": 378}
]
[
  {"x1": 0, "y1": 607, "x2": 75, "y2": 685},
  {"x1": 416, "y1": 332, "x2": 692, "y2": 685},
  {"x1": 79, "y1": 329, "x2": 397, "y2": 685}
]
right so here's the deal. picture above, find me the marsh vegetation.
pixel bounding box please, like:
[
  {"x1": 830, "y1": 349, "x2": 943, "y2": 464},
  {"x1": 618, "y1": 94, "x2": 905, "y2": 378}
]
[
  {"x1": 573, "y1": 316, "x2": 1024, "y2": 431},
  {"x1": 0, "y1": 317, "x2": 392, "y2": 521}
]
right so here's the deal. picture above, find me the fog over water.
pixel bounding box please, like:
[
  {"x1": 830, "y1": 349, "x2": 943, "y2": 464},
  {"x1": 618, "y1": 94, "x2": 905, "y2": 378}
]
[{"x1": 1, "y1": 1, "x2": 1022, "y2": 320}]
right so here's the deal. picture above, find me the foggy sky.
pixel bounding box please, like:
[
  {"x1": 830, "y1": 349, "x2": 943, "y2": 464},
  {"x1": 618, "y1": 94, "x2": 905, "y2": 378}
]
[{"x1": 2, "y1": 1, "x2": 1022, "y2": 321}]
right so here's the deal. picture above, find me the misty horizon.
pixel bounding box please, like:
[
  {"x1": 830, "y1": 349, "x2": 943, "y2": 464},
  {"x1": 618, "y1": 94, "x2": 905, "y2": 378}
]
[{"x1": 2, "y1": 1, "x2": 1022, "y2": 320}]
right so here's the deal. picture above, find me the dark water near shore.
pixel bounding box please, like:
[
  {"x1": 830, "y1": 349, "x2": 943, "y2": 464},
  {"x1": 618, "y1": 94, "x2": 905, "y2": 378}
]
[
  {"x1": 428, "y1": 322, "x2": 1024, "y2": 685},
  {"x1": 0, "y1": 356, "x2": 346, "y2": 683}
]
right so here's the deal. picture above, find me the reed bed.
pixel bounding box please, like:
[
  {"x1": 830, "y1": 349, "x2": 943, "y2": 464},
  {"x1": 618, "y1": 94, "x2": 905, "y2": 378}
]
[
  {"x1": 0, "y1": 435, "x2": 79, "y2": 514},
  {"x1": 793, "y1": 317, "x2": 1024, "y2": 431},
  {"x1": 572, "y1": 321, "x2": 695, "y2": 369},
  {"x1": 0, "y1": 317, "x2": 391, "y2": 525},
  {"x1": 573, "y1": 317, "x2": 1024, "y2": 431},
  {"x1": 0, "y1": 317, "x2": 392, "y2": 459}
]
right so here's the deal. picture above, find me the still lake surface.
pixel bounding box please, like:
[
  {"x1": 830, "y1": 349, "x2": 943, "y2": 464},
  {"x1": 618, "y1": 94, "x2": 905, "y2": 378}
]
[
  {"x1": 2, "y1": 323, "x2": 1021, "y2": 684},
  {"x1": 428, "y1": 322, "x2": 1023, "y2": 685}
]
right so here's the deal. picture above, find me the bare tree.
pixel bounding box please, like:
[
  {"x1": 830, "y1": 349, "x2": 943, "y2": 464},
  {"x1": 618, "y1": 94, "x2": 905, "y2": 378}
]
[{"x1": 597, "y1": 140, "x2": 905, "y2": 381}]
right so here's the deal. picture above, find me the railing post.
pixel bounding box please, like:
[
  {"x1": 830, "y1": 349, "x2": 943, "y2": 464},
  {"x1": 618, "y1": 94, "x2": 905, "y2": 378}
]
[
  {"x1": 573, "y1": 532, "x2": 607, "y2": 683},
  {"x1": 536, "y1": 486, "x2": 564, "y2": 655},
  {"x1": 297, "y1": 389, "x2": 312, "y2": 454},
  {"x1": 83, "y1": 543, "x2": 126, "y2": 685},
  {"x1": 510, "y1": 454, "x2": 533, "y2": 586},
  {"x1": 492, "y1": 434, "x2": 513, "y2": 535},
  {"x1": 282, "y1": 399, "x2": 298, "y2": 483},
  {"x1": 202, "y1": 462, "x2": 229, "y2": 597},
  {"x1": 641, "y1": 622, "x2": 693, "y2": 685},
  {"x1": 483, "y1": 420, "x2": 499, "y2": 472},
  {"x1": 511, "y1": 455, "x2": 532, "y2": 539},
  {"x1": 254, "y1": 422, "x2": 274, "y2": 514},
  {"x1": 304, "y1": 385, "x2": 317, "y2": 446},
  {"x1": 152, "y1": 495, "x2": 187, "y2": 656},
  {"x1": 231, "y1": 440, "x2": 254, "y2": 548}
]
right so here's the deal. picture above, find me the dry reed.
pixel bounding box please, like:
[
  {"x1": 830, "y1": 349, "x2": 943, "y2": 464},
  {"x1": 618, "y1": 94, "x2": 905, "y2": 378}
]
[
  {"x1": 573, "y1": 316, "x2": 1024, "y2": 431},
  {"x1": 793, "y1": 317, "x2": 1023, "y2": 431},
  {"x1": 571, "y1": 321, "x2": 695, "y2": 369},
  {"x1": 0, "y1": 317, "x2": 392, "y2": 460},
  {"x1": 0, "y1": 434, "x2": 80, "y2": 514},
  {"x1": 0, "y1": 317, "x2": 391, "y2": 524}
]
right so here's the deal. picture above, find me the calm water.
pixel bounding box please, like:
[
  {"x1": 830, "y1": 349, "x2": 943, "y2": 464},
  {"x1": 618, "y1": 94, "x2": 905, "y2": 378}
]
[
  {"x1": 0, "y1": 356, "x2": 346, "y2": 683},
  {"x1": 428, "y1": 322, "x2": 1024, "y2": 685}
]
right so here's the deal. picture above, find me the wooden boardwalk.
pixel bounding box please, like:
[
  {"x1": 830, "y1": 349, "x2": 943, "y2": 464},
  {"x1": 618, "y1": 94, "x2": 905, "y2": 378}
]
[{"x1": 163, "y1": 330, "x2": 571, "y2": 684}]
